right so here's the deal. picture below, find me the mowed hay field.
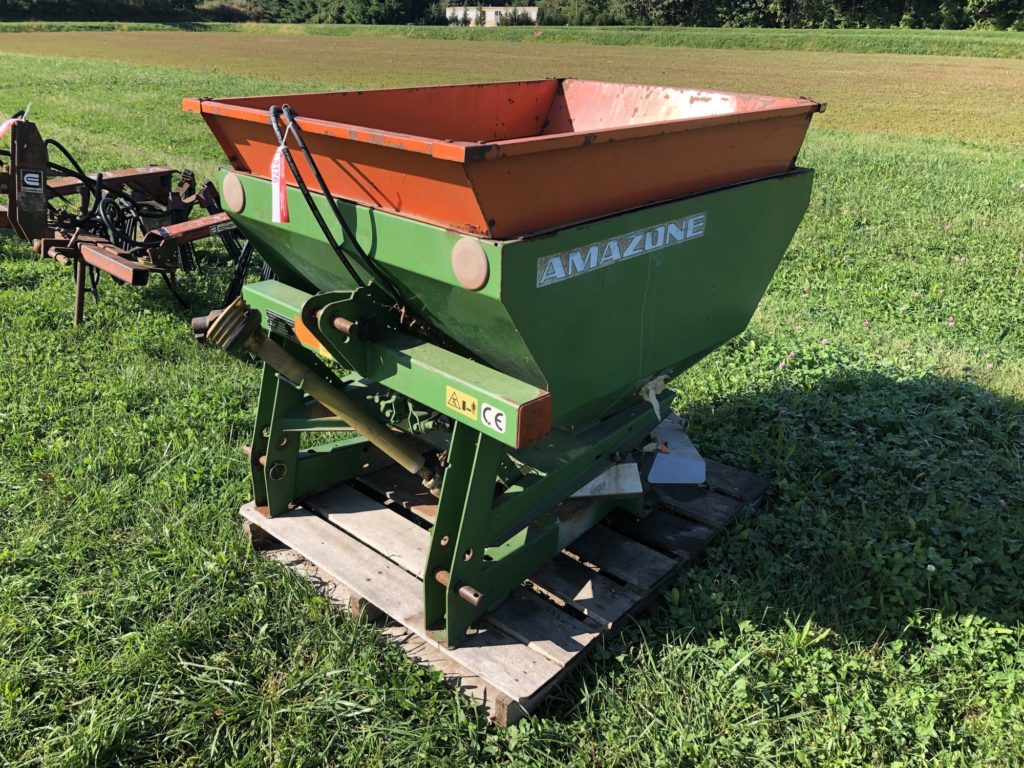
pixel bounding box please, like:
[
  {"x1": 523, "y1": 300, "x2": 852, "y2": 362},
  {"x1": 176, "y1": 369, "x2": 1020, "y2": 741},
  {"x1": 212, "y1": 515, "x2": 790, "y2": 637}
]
[
  {"x1": 1, "y1": 29, "x2": 1023, "y2": 767},
  {"x1": 1, "y1": 30, "x2": 1023, "y2": 145}
]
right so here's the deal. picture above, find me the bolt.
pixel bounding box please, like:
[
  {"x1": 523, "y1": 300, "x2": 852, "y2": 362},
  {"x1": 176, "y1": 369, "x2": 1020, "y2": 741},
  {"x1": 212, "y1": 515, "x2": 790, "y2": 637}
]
[
  {"x1": 268, "y1": 462, "x2": 287, "y2": 481},
  {"x1": 457, "y1": 585, "x2": 483, "y2": 607},
  {"x1": 332, "y1": 316, "x2": 356, "y2": 335}
]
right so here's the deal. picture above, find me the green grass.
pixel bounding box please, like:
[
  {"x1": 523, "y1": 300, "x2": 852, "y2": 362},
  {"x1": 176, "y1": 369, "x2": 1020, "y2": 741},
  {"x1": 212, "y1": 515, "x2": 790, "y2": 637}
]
[
  {"x1": 1, "y1": 20, "x2": 1023, "y2": 59},
  {"x1": 4, "y1": 36, "x2": 1022, "y2": 147},
  {"x1": 1, "y1": 43, "x2": 1023, "y2": 766}
]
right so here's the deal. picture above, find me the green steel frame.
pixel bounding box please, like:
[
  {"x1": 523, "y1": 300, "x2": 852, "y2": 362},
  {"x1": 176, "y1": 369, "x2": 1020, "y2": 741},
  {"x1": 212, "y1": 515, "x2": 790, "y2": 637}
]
[{"x1": 241, "y1": 279, "x2": 670, "y2": 645}]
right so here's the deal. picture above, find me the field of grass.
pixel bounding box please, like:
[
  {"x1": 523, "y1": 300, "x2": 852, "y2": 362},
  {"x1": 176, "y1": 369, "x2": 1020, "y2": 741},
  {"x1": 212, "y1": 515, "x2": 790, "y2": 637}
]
[
  {"x1": 1, "y1": 21, "x2": 1024, "y2": 59},
  {"x1": 1, "y1": 31, "x2": 1023, "y2": 767},
  {"x1": 2, "y1": 31, "x2": 1023, "y2": 147}
]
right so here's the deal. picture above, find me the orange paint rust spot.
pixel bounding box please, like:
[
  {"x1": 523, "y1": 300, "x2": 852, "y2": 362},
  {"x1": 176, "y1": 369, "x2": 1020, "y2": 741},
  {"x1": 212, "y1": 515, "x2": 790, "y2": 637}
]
[
  {"x1": 516, "y1": 392, "x2": 554, "y2": 448},
  {"x1": 292, "y1": 315, "x2": 327, "y2": 356}
]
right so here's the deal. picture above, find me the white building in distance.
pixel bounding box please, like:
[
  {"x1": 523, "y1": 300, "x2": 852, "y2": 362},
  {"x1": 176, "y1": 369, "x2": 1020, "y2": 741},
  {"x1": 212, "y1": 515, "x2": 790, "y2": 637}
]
[{"x1": 446, "y1": 5, "x2": 539, "y2": 26}]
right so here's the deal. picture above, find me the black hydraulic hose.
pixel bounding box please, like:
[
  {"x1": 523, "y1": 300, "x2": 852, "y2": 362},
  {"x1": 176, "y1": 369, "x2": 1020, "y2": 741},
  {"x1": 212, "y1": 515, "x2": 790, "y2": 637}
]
[
  {"x1": 45, "y1": 138, "x2": 88, "y2": 179},
  {"x1": 278, "y1": 105, "x2": 404, "y2": 308},
  {"x1": 42, "y1": 161, "x2": 105, "y2": 228},
  {"x1": 84, "y1": 172, "x2": 105, "y2": 226},
  {"x1": 98, "y1": 196, "x2": 149, "y2": 253},
  {"x1": 42, "y1": 158, "x2": 109, "y2": 226},
  {"x1": 59, "y1": 170, "x2": 106, "y2": 229},
  {"x1": 45, "y1": 140, "x2": 160, "y2": 223},
  {"x1": 40, "y1": 140, "x2": 98, "y2": 224},
  {"x1": 267, "y1": 106, "x2": 365, "y2": 288}
]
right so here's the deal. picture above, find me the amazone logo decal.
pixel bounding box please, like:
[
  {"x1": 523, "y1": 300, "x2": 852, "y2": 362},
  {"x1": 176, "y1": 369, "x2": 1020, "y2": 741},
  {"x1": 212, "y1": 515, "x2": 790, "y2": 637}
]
[{"x1": 536, "y1": 212, "x2": 706, "y2": 288}]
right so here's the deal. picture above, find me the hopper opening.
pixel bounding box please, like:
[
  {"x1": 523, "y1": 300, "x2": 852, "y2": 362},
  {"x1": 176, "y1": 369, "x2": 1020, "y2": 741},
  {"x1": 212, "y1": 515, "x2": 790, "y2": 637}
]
[
  {"x1": 191, "y1": 78, "x2": 814, "y2": 145},
  {"x1": 185, "y1": 78, "x2": 821, "y2": 237}
]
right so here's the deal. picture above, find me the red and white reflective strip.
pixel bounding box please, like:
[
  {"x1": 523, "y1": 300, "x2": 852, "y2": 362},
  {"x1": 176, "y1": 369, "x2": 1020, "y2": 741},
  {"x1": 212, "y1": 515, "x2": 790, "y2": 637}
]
[
  {"x1": 270, "y1": 145, "x2": 289, "y2": 224},
  {"x1": 270, "y1": 120, "x2": 295, "y2": 224}
]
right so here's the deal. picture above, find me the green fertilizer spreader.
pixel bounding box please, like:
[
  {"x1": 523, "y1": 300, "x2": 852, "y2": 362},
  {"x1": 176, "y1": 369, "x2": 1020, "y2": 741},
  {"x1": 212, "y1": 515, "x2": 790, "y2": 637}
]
[{"x1": 186, "y1": 79, "x2": 821, "y2": 646}]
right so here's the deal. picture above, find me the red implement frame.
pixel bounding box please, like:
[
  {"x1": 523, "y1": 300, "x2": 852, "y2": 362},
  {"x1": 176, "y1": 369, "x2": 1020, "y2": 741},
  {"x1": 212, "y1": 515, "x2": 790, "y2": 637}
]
[
  {"x1": 1, "y1": 118, "x2": 254, "y2": 325},
  {"x1": 48, "y1": 166, "x2": 174, "y2": 202}
]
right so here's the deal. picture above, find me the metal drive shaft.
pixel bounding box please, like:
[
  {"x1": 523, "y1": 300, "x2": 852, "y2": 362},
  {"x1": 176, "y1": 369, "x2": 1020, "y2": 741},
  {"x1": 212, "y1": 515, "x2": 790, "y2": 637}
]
[{"x1": 198, "y1": 298, "x2": 439, "y2": 490}]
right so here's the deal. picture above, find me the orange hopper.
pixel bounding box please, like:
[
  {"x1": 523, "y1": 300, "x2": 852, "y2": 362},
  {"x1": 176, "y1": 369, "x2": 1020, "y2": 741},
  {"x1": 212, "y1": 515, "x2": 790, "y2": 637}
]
[{"x1": 183, "y1": 78, "x2": 822, "y2": 239}]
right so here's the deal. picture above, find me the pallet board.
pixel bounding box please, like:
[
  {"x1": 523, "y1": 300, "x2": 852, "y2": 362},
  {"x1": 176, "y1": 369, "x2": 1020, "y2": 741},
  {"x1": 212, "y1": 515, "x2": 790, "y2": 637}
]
[{"x1": 241, "y1": 459, "x2": 767, "y2": 724}]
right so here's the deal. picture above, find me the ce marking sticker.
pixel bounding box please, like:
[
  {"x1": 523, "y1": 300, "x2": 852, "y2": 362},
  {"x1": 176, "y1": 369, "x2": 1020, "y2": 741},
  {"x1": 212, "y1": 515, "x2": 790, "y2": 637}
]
[{"x1": 480, "y1": 403, "x2": 507, "y2": 435}]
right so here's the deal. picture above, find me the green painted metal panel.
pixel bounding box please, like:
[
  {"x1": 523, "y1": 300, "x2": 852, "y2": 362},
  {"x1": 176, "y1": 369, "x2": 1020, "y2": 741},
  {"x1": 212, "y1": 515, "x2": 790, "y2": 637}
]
[
  {"x1": 242, "y1": 280, "x2": 313, "y2": 331},
  {"x1": 226, "y1": 172, "x2": 544, "y2": 389},
  {"x1": 502, "y1": 170, "x2": 814, "y2": 425},
  {"x1": 241, "y1": 281, "x2": 552, "y2": 449},
  {"x1": 226, "y1": 168, "x2": 813, "y2": 429}
]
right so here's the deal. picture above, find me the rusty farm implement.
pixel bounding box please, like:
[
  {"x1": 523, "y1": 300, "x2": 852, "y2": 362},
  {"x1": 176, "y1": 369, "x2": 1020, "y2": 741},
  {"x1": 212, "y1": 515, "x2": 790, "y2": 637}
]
[{"x1": 0, "y1": 109, "x2": 267, "y2": 324}]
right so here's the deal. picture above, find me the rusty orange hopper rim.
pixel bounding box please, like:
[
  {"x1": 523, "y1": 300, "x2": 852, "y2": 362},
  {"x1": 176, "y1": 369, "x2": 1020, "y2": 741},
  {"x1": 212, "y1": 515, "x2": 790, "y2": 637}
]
[
  {"x1": 184, "y1": 78, "x2": 824, "y2": 238},
  {"x1": 182, "y1": 78, "x2": 823, "y2": 164}
]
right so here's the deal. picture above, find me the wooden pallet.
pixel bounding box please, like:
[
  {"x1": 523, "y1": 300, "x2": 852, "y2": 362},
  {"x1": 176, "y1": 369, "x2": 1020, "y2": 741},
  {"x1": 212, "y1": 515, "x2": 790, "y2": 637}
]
[{"x1": 241, "y1": 459, "x2": 767, "y2": 725}]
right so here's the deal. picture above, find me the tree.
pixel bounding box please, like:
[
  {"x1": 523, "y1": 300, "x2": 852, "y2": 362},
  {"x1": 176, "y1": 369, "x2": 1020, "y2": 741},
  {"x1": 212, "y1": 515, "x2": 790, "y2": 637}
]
[
  {"x1": 338, "y1": 0, "x2": 435, "y2": 23},
  {"x1": 497, "y1": 5, "x2": 536, "y2": 23},
  {"x1": 245, "y1": 0, "x2": 319, "y2": 21},
  {"x1": 4, "y1": 0, "x2": 1015, "y2": 30},
  {"x1": 539, "y1": 0, "x2": 622, "y2": 24},
  {"x1": 0, "y1": 0, "x2": 201, "y2": 19},
  {"x1": 965, "y1": 0, "x2": 1022, "y2": 27}
]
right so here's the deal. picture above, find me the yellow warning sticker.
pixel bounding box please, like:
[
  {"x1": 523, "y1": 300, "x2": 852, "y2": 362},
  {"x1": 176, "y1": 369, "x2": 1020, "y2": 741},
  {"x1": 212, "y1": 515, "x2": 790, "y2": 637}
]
[{"x1": 445, "y1": 386, "x2": 478, "y2": 419}]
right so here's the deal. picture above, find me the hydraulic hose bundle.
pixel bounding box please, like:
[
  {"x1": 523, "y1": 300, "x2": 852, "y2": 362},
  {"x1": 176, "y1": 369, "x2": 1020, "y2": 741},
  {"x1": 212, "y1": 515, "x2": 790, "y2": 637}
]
[
  {"x1": 0, "y1": 108, "x2": 271, "y2": 323},
  {"x1": 266, "y1": 105, "x2": 435, "y2": 337}
]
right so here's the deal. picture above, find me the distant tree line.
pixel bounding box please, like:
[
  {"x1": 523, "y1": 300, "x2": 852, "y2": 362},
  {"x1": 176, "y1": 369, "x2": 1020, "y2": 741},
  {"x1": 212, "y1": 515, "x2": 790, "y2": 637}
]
[
  {"x1": 540, "y1": 0, "x2": 1024, "y2": 28},
  {"x1": 230, "y1": 0, "x2": 442, "y2": 24},
  {"x1": 2, "y1": 0, "x2": 1021, "y2": 29},
  {"x1": 0, "y1": 0, "x2": 198, "y2": 19}
]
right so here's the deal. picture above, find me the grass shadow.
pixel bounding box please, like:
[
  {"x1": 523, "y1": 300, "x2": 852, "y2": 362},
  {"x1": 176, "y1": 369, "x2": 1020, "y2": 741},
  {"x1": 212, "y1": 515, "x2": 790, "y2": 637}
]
[{"x1": 545, "y1": 370, "x2": 1022, "y2": 718}]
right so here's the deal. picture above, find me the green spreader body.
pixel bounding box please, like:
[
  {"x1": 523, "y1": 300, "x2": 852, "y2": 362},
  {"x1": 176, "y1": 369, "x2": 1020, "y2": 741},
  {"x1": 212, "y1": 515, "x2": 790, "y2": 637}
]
[{"x1": 189, "y1": 80, "x2": 819, "y2": 647}]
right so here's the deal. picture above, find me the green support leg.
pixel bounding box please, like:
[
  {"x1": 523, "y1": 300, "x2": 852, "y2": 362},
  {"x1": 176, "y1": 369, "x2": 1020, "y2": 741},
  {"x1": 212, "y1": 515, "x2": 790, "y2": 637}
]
[
  {"x1": 423, "y1": 421, "x2": 500, "y2": 644},
  {"x1": 263, "y1": 371, "x2": 304, "y2": 516},
  {"x1": 250, "y1": 364, "x2": 278, "y2": 511},
  {"x1": 251, "y1": 361, "x2": 394, "y2": 517},
  {"x1": 423, "y1": 392, "x2": 669, "y2": 647}
]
